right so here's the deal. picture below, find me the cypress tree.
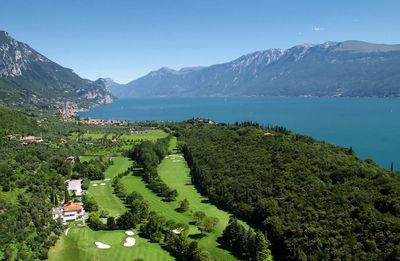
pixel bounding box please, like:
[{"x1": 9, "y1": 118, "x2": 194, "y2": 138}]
[
  {"x1": 252, "y1": 231, "x2": 273, "y2": 261},
  {"x1": 64, "y1": 188, "x2": 70, "y2": 203}
]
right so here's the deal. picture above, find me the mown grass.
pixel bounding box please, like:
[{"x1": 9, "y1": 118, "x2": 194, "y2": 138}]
[
  {"x1": 119, "y1": 129, "x2": 168, "y2": 141},
  {"x1": 87, "y1": 180, "x2": 126, "y2": 217},
  {"x1": 47, "y1": 223, "x2": 173, "y2": 261},
  {"x1": 104, "y1": 157, "x2": 132, "y2": 179},
  {"x1": 86, "y1": 157, "x2": 132, "y2": 217}
]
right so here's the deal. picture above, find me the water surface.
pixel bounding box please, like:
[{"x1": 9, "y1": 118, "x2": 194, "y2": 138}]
[{"x1": 80, "y1": 97, "x2": 400, "y2": 170}]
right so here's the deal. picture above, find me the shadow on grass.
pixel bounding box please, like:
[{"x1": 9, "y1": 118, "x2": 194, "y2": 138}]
[
  {"x1": 188, "y1": 233, "x2": 206, "y2": 240},
  {"x1": 201, "y1": 199, "x2": 212, "y2": 204},
  {"x1": 174, "y1": 207, "x2": 185, "y2": 213}
]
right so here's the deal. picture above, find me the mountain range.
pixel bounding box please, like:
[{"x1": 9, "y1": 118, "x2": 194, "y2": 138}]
[
  {"x1": 111, "y1": 40, "x2": 400, "y2": 98},
  {"x1": 0, "y1": 31, "x2": 112, "y2": 110},
  {"x1": 2, "y1": 30, "x2": 400, "y2": 109}
]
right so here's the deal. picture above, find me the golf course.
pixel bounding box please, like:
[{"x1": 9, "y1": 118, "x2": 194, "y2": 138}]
[{"x1": 48, "y1": 130, "x2": 240, "y2": 261}]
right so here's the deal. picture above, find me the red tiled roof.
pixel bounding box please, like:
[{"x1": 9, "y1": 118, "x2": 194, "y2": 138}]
[{"x1": 63, "y1": 202, "x2": 83, "y2": 212}]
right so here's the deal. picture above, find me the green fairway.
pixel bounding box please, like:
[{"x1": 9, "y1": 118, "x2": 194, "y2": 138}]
[
  {"x1": 119, "y1": 129, "x2": 168, "y2": 141},
  {"x1": 47, "y1": 224, "x2": 173, "y2": 261},
  {"x1": 87, "y1": 180, "x2": 126, "y2": 217},
  {"x1": 86, "y1": 157, "x2": 132, "y2": 217},
  {"x1": 159, "y1": 138, "x2": 238, "y2": 260},
  {"x1": 104, "y1": 157, "x2": 132, "y2": 179},
  {"x1": 121, "y1": 138, "x2": 238, "y2": 260}
]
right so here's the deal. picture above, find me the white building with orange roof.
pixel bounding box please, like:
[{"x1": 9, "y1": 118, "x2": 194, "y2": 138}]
[{"x1": 62, "y1": 201, "x2": 85, "y2": 222}]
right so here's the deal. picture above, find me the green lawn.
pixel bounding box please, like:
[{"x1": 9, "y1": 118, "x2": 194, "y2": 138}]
[
  {"x1": 47, "y1": 223, "x2": 173, "y2": 261},
  {"x1": 121, "y1": 138, "x2": 238, "y2": 260}
]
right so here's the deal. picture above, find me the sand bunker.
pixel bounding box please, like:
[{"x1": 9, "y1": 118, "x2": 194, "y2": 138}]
[
  {"x1": 172, "y1": 228, "x2": 184, "y2": 234},
  {"x1": 172, "y1": 160, "x2": 181, "y2": 162},
  {"x1": 104, "y1": 178, "x2": 111, "y2": 181},
  {"x1": 65, "y1": 228, "x2": 70, "y2": 236},
  {"x1": 95, "y1": 242, "x2": 111, "y2": 249},
  {"x1": 123, "y1": 237, "x2": 136, "y2": 247},
  {"x1": 125, "y1": 231, "x2": 135, "y2": 236},
  {"x1": 100, "y1": 183, "x2": 106, "y2": 186},
  {"x1": 92, "y1": 184, "x2": 98, "y2": 187}
]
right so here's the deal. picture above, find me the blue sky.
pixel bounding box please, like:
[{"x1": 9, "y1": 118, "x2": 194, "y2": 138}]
[{"x1": 1, "y1": 0, "x2": 400, "y2": 83}]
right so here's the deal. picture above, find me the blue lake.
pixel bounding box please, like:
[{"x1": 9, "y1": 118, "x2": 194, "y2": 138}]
[{"x1": 79, "y1": 97, "x2": 400, "y2": 170}]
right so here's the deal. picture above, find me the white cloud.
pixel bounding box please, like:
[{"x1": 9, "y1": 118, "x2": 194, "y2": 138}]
[
  {"x1": 311, "y1": 26, "x2": 323, "y2": 31},
  {"x1": 298, "y1": 31, "x2": 303, "y2": 36}
]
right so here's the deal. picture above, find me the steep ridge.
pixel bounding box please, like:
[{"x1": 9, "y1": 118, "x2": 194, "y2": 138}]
[{"x1": 0, "y1": 31, "x2": 112, "y2": 110}]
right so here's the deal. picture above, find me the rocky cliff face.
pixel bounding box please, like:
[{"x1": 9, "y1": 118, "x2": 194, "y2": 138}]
[{"x1": 0, "y1": 31, "x2": 112, "y2": 110}]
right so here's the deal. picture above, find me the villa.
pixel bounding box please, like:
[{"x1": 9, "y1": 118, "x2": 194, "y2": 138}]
[{"x1": 62, "y1": 201, "x2": 85, "y2": 222}]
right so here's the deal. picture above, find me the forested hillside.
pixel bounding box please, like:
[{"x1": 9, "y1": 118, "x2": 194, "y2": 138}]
[
  {"x1": 178, "y1": 122, "x2": 400, "y2": 260},
  {"x1": 0, "y1": 108, "x2": 70, "y2": 259}
]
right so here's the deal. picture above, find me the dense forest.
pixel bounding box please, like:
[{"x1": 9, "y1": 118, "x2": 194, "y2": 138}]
[{"x1": 178, "y1": 122, "x2": 400, "y2": 260}]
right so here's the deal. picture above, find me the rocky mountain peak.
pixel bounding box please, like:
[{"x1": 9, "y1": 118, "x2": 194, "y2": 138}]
[
  {"x1": 0, "y1": 31, "x2": 49, "y2": 77},
  {"x1": 0, "y1": 30, "x2": 112, "y2": 109}
]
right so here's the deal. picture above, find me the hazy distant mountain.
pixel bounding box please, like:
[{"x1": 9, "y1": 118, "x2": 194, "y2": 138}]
[
  {"x1": 112, "y1": 40, "x2": 400, "y2": 98},
  {"x1": 100, "y1": 77, "x2": 124, "y2": 97},
  {"x1": 0, "y1": 31, "x2": 112, "y2": 109}
]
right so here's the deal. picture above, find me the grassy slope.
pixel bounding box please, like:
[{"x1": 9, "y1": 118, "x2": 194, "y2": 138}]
[{"x1": 121, "y1": 138, "x2": 237, "y2": 260}]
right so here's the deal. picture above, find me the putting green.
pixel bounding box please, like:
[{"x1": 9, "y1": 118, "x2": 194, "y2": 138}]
[{"x1": 47, "y1": 224, "x2": 173, "y2": 261}]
